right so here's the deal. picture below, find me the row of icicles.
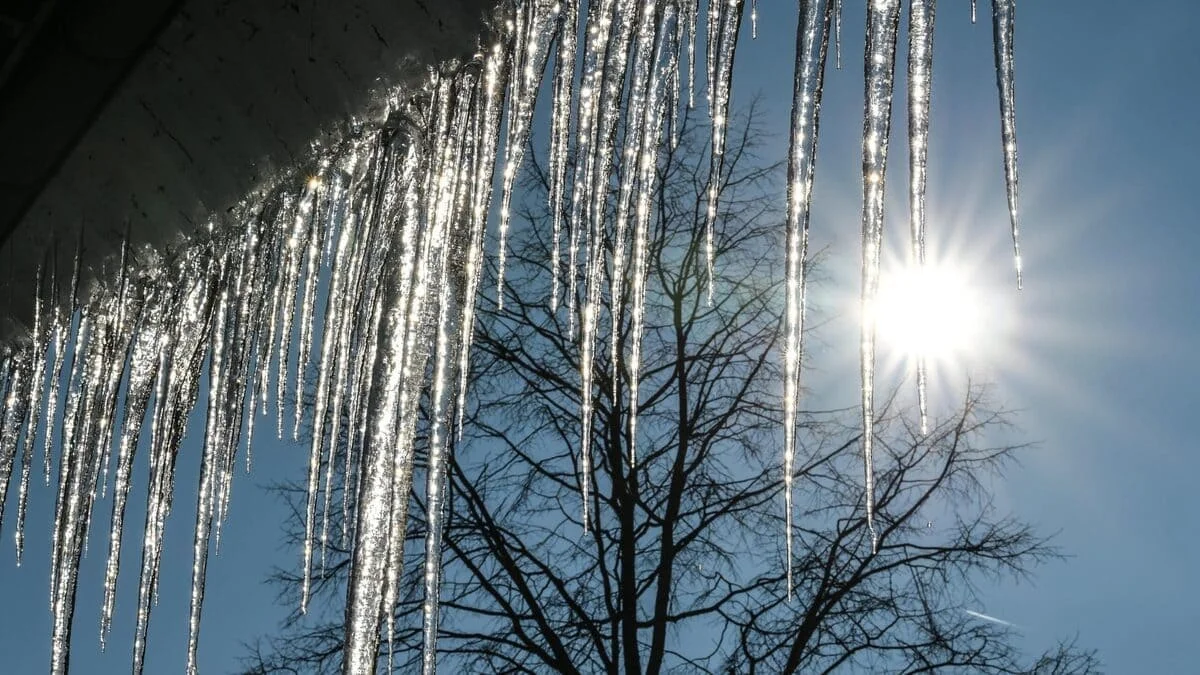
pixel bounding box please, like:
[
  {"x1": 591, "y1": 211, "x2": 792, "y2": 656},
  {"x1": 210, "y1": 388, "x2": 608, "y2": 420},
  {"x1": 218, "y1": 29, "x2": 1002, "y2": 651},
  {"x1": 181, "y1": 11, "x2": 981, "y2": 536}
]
[{"x1": 0, "y1": 0, "x2": 1020, "y2": 672}]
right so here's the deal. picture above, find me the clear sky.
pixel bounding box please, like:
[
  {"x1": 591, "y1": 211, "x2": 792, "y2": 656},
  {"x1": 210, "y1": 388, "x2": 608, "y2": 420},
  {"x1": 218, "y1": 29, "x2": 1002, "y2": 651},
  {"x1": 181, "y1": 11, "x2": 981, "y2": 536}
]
[
  {"x1": 2, "y1": 1, "x2": 1198, "y2": 673},
  {"x1": 727, "y1": 2, "x2": 1200, "y2": 672}
]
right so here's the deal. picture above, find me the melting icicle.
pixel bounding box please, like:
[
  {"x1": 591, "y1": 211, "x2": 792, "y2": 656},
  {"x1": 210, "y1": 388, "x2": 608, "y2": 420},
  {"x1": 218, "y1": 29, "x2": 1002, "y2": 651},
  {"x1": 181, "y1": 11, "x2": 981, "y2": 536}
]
[
  {"x1": 908, "y1": 0, "x2": 936, "y2": 436},
  {"x1": 860, "y1": 0, "x2": 902, "y2": 554},
  {"x1": 991, "y1": 0, "x2": 1022, "y2": 288},
  {"x1": 783, "y1": 0, "x2": 832, "y2": 599},
  {"x1": 305, "y1": 164, "x2": 352, "y2": 577}
]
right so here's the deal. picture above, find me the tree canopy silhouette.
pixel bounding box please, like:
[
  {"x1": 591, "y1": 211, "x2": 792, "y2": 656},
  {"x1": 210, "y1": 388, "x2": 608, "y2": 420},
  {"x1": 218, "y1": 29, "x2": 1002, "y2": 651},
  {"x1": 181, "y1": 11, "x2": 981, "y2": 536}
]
[{"x1": 243, "y1": 108, "x2": 1099, "y2": 675}]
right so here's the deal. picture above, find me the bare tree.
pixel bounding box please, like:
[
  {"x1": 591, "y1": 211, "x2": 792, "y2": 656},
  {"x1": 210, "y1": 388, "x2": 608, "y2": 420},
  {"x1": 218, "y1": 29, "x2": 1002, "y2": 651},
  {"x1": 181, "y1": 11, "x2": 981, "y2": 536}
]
[{"x1": 242, "y1": 108, "x2": 1099, "y2": 674}]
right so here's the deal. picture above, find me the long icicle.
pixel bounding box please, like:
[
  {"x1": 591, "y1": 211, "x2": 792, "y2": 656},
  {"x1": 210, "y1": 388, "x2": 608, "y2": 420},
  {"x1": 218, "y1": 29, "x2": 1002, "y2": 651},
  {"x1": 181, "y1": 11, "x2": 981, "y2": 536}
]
[
  {"x1": 548, "y1": 0, "x2": 578, "y2": 312},
  {"x1": 991, "y1": 0, "x2": 1021, "y2": 288},
  {"x1": 908, "y1": 0, "x2": 936, "y2": 435},
  {"x1": 575, "y1": 0, "x2": 640, "y2": 532},
  {"x1": 860, "y1": 0, "x2": 902, "y2": 554},
  {"x1": 13, "y1": 260, "x2": 48, "y2": 564},
  {"x1": 419, "y1": 66, "x2": 477, "y2": 675},
  {"x1": 610, "y1": 2, "x2": 664, "y2": 466},
  {"x1": 703, "y1": 0, "x2": 746, "y2": 304},
  {"x1": 784, "y1": 0, "x2": 832, "y2": 598},
  {"x1": 100, "y1": 284, "x2": 161, "y2": 645},
  {"x1": 495, "y1": 2, "x2": 557, "y2": 310}
]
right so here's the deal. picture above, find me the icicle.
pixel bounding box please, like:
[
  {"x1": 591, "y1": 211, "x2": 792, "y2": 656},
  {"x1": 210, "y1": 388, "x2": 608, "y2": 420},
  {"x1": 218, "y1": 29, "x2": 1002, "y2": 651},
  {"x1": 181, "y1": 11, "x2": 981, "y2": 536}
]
[
  {"x1": 0, "y1": 352, "x2": 29, "y2": 535},
  {"x1": 213, "y1": 209, "x2": 271, "y2": 547},
  {"x1": 972, "y1": 0, "x2": 977, "y2": 24},
  {"x1": 752, "y1": 0, "x2": 758, "y2": 39},
  {"x1": 566, "y1": 0, "x2": 618, "y2": 335},
  {"x1": 548, "y1": 0, "x2": 578, "y2": 312},
  {"x1": 703, "y1": 0, "x2": 746, "y2": 304},
  {"x1": 295, "y1": 173, "x2": 327, "y2": 441},
  {"x1": 42, "y1": 235, "x2": 82, "y2": 486},
  {"x1": 238, "y1": 207, "x2": 268, "y2": 474},
  {"x1": 101, "y1": 284, "x2": 161, "y2": 645},
  {"x1": 496, "y1": 2, "x2": 557, "y2": 311},
  {"x1": 343, "y1": 107, "x2": 438, "y2": 673},
  {"x1": 991, "y1": 0, "x2": 1021, "y2": 288},
  {"x1": 132, "y1": 255, "x2": 216, "y2": 675},
  {"x1": 96, "y1": 236, "x2": 130, "y2": 503},
  {"x1": 706, "y1": 0, "x2": 721, "y2": 108},
  {"x1": 420, "y1": 73, "x2": 476, "y2": 670},
  {"x1": 665, "y1": 10, "x2": 684, "y2": 150},
  {"x1": 324, "y1": 140, "x2": 387, "y2": 547},
  {"x1": 309, "y1": 167, "x2": 352, "y2": 573},
  {"x1": 573, "y1": 0, "x2": 641, "y2": 528},
  {"x1": 275, "y1": 184, "x2": 317, "y2": 440},
  {"x1": 626, "y1": 6, "x2": 677, "y2": 466},
  {"x1": 456, "y1": 53, "x2": 503, "y2": 441},
  {"x1": 784, "y1": 0, "x2": 833, "y2": 598},
  {"x1": 908, "y1": 0, "x2": 936, "y2": 436},
  {"x1": 187, "y1": 348, "x2": 220, "y2": 675},
  {"x1": 609, "y1": 2, "x2": 662, "y2": 458},
  {"x1": 184, "y1": 250, "x2": 234, "y2": 674},
  {"x1": 684, "y1": 0, "x2": 698, "y2": 109},
  {"x1": 51, "y1": 291, "x2": 126, "y2": 674},
  {"x1": 49, "y1": 301, "x2": 92, "y2": 617},
  {"x1": 835, "y1": 0, "x2": 843, "y2": 68},
  {"x1": 860, "y1": 0, "x2": 902, "y2": 554},
  {"x1": 299, "y1": 170, "x2": 343, "y2": 613},
  {"x1": 14, "y1": 261, "x2": 49, "y2": 564}
]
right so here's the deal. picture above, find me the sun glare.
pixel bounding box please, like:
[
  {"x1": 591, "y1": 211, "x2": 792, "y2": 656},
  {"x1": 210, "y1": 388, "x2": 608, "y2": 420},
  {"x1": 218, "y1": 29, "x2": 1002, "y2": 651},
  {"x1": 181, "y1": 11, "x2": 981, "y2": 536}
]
[{"x1": 872, "y1": 262, "x2": 982, "y2": 364}]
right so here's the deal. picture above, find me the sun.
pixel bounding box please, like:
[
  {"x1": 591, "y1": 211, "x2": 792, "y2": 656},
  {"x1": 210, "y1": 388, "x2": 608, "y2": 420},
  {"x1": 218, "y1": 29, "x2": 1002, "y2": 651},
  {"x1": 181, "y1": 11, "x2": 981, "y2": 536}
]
[{"x1": 871, "y1": 261, "x2": 983, "y2": 364}]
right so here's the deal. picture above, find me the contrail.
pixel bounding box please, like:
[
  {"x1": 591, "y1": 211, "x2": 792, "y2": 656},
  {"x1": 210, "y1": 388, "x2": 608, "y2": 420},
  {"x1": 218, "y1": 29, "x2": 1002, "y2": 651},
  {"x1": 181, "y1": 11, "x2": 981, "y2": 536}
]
[{"x1": 964, "y1": 609, "x2": 1016, "y2": 628}]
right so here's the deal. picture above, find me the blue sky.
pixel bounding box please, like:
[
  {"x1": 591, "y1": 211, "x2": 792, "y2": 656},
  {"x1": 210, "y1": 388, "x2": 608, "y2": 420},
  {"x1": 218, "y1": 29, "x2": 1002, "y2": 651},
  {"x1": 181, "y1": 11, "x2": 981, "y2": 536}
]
[
  {"x1": 2, "y1": 1, "x2": 1198, "y2": 672},
  {"x1": 728, "y1": 2, "x2": 1199, "y2": 672}
]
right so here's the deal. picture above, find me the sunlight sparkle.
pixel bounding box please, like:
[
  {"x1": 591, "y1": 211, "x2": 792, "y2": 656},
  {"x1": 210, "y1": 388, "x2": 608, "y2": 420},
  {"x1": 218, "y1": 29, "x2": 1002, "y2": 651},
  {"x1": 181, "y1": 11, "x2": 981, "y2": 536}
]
[{"x1": 872, "y1": 262, "x2": 982, "y2": 363}]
